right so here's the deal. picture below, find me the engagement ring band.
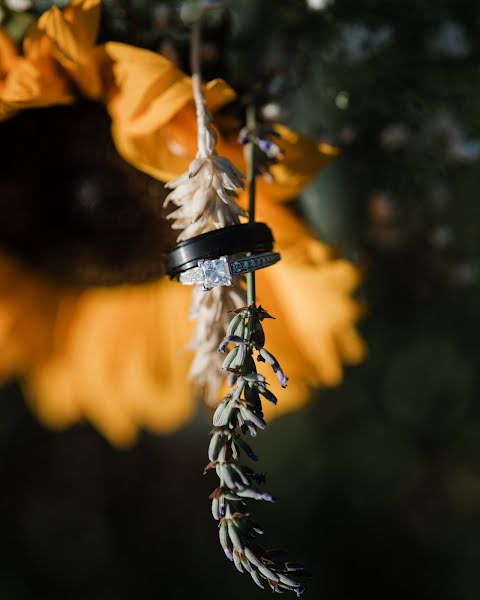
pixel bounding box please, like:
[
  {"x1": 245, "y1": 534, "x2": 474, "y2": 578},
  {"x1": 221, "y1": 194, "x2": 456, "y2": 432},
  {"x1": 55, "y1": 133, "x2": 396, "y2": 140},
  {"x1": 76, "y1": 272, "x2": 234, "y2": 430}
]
[
  {"x1": 178, "y1": 252, "x2": 281, "y2": 290},
  {"x1": 165, "y1": 222, "x2": 274, "y2": 278}
]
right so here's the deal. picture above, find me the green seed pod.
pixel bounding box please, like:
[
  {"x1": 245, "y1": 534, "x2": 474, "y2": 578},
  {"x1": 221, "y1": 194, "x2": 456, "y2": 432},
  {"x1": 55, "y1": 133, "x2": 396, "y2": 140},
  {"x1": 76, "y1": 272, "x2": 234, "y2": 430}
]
[
  {"x1": 231, "y1": 441, "x2": 239, "y2": 460},
  {"x1": 231, "y1": 464, "x2": 251, "y2": 486},
  {"x1": 236, "y1": 488, "x2": 261, "y2": 501},
  {"x1": 232, "y1": 551, "x2": 244, "y2": 573},
  {"x1": 257, "y1": 563, "x2": 279, "y2": 582},
  {"x1": 240, "y1": 554, "x2": 254, "y2": 573},
  {"x1": 216, "y1": 444, "x2": 227, "y2": 463},
  {"x1": 211, "y1": 497, "x2": 220, "y2": 520},
  {"x1": 250, "y1": 569, "x2": 265, "y2": 589},
  {"x1": 223, "y1": 492, "x2": 242, "y2": 502},
  {"x1": 227, "y1": 312, "x2": 244, "y2": 337},
  {"x1": 208, "y1": 431, "x2": 224, "y2": 462},
  {"x1": 278, "y1": 573, "x2": 303, "y2": 588},
  {"x1": 244, "y1": 384, "x2": 262, "y2": 411},
  {"x1": 212, "y1": 400, "x2": 229, "y2": 427},
  {"x1": 222, "y1": 347, "x2": 238, "y2": 370},
  {"x1": 236, "y1": 411, "x2": 245, "y2": 429},
  {"x1": 258, "y1": 347, "x2": 278, "y2": 367},
  {"x1": 220, "y1": 464, "x2": 237, "y2": 490},
  {"x1": 231, "y1": 343, "x2": 247, "y2": 369},
  {"x1": 242, "y1": 372, "x2": 265, "y2": 383},
  {"x1": 250, "y1": 314, "x2": 265, "y2": 347},
  {"x1": 234, "y1": 318, "x2": 246, "y2": 339},
  {"x1": 245, "y1": 547, "x2": 264, "y2": 570},
  {"x1": 227, "y1": 520, "x2": 244, "y2": 552},
  {"x1": 219, "y1": 522, "x2": 233, "y2": 561},
  {"x1": 240, "y1": 406, "x2": 267, "y2": 430},
  {"x1": 233, "y1": 436, "x2": 258, "y2": 461}
]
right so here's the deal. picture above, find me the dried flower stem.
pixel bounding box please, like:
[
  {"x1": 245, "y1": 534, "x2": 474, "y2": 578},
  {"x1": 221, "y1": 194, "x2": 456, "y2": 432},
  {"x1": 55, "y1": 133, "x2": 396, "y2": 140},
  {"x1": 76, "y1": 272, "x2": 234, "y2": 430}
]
[{"x1": 190, "y1": 19, "x2": 211, "y2": 159}]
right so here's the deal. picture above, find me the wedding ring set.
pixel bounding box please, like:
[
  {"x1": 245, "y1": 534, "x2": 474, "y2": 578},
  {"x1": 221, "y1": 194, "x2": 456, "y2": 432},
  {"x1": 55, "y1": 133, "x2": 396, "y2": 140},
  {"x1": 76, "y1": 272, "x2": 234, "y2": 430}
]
[
  {"x1": 165, "y1": 223, "x2": 280, "y2": 291},
  {"x1": 178, "y1": 252, "x2": 280, "y2": 290}
]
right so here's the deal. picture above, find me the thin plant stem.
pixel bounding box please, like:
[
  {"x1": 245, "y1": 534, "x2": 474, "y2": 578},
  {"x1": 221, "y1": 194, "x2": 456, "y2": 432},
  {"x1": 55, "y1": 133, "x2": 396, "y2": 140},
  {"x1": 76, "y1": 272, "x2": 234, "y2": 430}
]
[
  {"x1": 246, "y1": 103, "x2": 257, "y2": 306},
  {"x1": 247, "y1": 104, "x2": 257, "y2": 222}
]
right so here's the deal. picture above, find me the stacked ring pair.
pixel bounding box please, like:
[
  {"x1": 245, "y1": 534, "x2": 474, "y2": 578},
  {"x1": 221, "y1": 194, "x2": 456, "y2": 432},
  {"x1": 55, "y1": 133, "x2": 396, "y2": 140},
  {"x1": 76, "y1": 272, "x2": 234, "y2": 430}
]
[{"x1": 165, "y1": 223, "x2": 280, "y2": 291}]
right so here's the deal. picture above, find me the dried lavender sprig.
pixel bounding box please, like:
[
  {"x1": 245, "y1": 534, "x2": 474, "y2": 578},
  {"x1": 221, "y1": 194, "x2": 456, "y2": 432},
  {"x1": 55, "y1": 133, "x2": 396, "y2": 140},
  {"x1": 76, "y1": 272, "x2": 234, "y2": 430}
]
[
  {"x1": 207, "y1": 304, "x2": 308, "y2": 595},
  {"x1": 206, "y1": 103, "x2": 308, "y2": 594}
]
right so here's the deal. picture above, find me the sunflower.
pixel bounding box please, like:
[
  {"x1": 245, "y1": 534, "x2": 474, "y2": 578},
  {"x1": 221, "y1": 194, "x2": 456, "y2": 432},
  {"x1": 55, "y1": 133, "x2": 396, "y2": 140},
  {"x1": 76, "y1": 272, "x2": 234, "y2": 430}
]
[{"x1": 0, "y1": 0, "x2": 366, "y2": 447}]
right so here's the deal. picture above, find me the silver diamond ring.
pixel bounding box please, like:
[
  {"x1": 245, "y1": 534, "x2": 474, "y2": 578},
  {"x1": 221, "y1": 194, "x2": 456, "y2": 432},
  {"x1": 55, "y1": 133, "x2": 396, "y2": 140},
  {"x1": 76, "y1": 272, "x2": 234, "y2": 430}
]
[{"x1": 178, "y1": 252, "x2": 281, "y2": 290}]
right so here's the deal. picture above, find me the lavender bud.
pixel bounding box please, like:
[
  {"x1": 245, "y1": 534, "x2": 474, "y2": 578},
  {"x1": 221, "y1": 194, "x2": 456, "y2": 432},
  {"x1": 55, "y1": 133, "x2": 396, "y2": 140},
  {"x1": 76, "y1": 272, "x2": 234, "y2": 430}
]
[
  {"x1": 217, "y1": 339, "x2": 230, "y2": 353},
  {"x1": 243, "y1": 372, "x2": 266, "y2": 383},
  {"x1": 234, "y1": 436, "x2": 258, "y2": 461},
  {"x1": 275, "y1": 368, "x2": 288, "y2": 388},
  {"x1": 257, "y1": 563, "x2": 279, "y2": 582},
  {"x1": 278, "y1": 574, "x2": 304, "y2": 589},
  {"x1": 258, "y1": 138, "x2": 283, "y2": 159},
  {"x1": 211, "y1": 497, "x2": 220, "y2": 520},
  {"x1": 240, "y1": 555, "x2": 254, "y2": 573},
  {"x1": 284, "y1": 562, "x2": 308, "y2": 573},
  {"x1": 212, "y1": 400, "x2": 228, "y2": 426},
  {"x1": 250, "y1": 570, "x2": 265, "y2": 589},
  {"x1": 227, "y1": 520, "x2": 244, "y2": 552},
  {"x1": 208, "y1": 431, "x2": 225, "y2": 462},
  {"x1": 222, "y1": 347, "x2": 239, "y2": 369},
  {"x1": 238, "y1": 127, "x2": 249, "y2": 145},
  {"x1": 217, "y1": 335, "x2": 246, "y2": 353},
  {"x1": 244, "y1": 547, "x2": 264, "y2": 569},
  {"x1": 257, "y1": 385, "x2": 278, "y2": 405},
  {"x1": 219, "y1": 494, "x2": 226, "y2": 517},
  {"x1": 219, "y1": 522, "x2": 233, "y2": 561},
  {"x1": 232, "y1": 551, "x2": 244, "y2": 573},
  {"x1": 226, "y1": 312, "x2": 244, "y2": 337}
]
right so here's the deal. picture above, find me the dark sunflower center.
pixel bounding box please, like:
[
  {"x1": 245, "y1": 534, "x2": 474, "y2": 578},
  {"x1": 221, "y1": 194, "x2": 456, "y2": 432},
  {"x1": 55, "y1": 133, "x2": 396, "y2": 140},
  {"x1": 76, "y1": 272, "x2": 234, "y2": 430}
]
[{"x1": 0, "y1": 100, "x2": 176, "y2": 287}]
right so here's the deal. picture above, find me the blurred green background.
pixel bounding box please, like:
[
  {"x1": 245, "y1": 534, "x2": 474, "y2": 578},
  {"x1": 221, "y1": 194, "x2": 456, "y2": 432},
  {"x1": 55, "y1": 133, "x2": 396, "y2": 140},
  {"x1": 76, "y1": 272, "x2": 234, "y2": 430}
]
[{"x1": 1, "y1": 0, "x2": 480, "y2": 598}]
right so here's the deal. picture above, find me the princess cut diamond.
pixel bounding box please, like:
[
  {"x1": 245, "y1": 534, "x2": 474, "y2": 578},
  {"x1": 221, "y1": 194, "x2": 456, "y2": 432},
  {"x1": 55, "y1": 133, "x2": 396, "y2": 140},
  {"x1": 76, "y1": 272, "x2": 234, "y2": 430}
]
[{"x1": 200, "y1": 256, "x2": 232, "y2": 290}]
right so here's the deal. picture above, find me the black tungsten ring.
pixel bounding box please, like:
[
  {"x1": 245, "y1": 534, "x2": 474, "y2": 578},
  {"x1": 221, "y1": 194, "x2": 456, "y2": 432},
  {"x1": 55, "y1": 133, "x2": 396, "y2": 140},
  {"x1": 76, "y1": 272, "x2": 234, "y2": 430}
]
[{"x1": 165, "y1": 222, "x2": 275, "y2": 278}]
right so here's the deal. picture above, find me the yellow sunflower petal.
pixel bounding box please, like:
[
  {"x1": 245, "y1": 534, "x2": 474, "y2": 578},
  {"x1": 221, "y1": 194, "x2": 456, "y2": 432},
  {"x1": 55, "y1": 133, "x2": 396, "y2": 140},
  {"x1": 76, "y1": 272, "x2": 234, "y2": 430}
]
[
  {"x1": 0, "y1": 254, "x2": 61, "y2": 380},
  {"x1": 255, "y1": 203, "x2": 366, "y2": 406},
  {"x1": 105, "y1": 41, "x2": 236, "y2": 180},
  {"x1": 228, "y1": 124, "x2": 339, "y2": 204},
  {"x1": 106, "y1": 42, "x2": 235, "y2": 132},
  {"x1": 63, "y1": 0, "x2": 101, "y2": 48},
  {"x1": 26, "y1": 280, "x2": 196, "y2": 448},
  {"x1": 0, "y1": 27, "x2": 73, "y2": 118},
  {"x1": 1, "y1": 56, "x2": 74, "y2": 110},
  {"x1": 105, "y1": 42, "x2": 193, "y2": 131},
  {"x1": 0, "y1": 28, "x2": 20, "y2": 81},
  {"x1": 30, "y1": 0, "x2": 103, "y2": 99},
  {"x1": 265, "y1": 124, "x2": 339, "y2": 201}
]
